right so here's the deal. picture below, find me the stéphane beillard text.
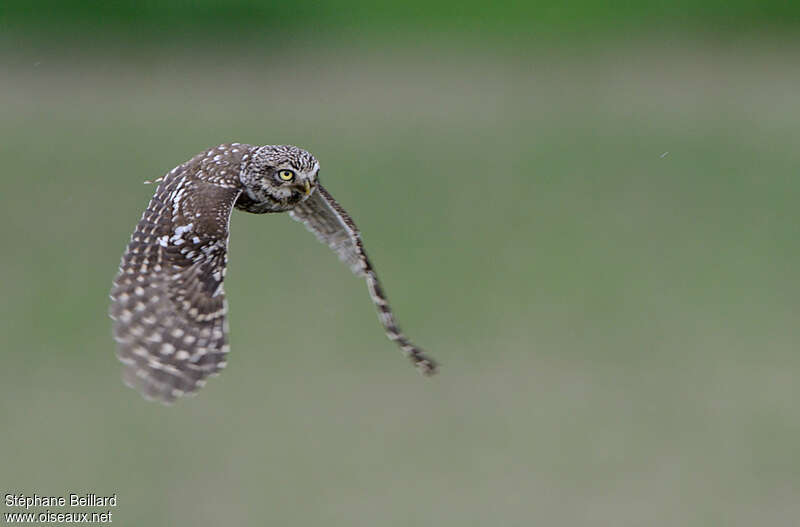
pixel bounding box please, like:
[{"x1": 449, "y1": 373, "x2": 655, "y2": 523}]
[{"x1": 5, "y1": 493, "x2": 118, "y2": 509}]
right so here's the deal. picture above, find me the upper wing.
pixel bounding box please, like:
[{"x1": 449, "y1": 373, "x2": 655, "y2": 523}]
[
  {"x1": 110, "y1": 165, "x2": 242, "y2": 403},
  {"x1": 289, "y1": 185, "x2": 437, "y2": 374}
]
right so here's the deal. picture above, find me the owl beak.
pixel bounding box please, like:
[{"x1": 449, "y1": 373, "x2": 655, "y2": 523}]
[{"x1": 301, "y1": 180, "x2": 311, "y2": 196}]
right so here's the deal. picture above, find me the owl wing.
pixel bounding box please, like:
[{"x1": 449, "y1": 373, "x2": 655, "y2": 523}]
[
  {"x1": 289, "y1": 184, "x2": 437, "y2": 374},
  {"x1": 110, "y1": 168, "x2": 242, "y2": 403}
]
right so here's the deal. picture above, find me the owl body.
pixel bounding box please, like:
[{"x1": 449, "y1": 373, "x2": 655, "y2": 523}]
[{"x1": 110, "y1": 143, "x2": 436, "y2": 402}]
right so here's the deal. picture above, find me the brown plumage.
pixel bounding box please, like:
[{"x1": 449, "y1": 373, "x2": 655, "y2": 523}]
[{"x1": 110, "y1": 143, "x2": 437, "y2": 403}]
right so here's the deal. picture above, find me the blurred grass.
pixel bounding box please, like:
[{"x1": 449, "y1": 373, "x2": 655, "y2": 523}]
[
  {"x1": 1, "y1": 32, "x2": 800, "y2": 526},
  {"x1": 3, "y1": 0, "x2": 800, "y2": 37}
]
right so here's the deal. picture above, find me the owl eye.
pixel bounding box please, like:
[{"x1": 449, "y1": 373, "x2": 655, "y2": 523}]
[{"x1": 277, "y1": 169, "x2": 295, "y2": 182}]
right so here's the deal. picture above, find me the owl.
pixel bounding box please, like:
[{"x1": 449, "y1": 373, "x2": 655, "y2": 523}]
[{"x1": 109, "y1": 143, "x2": 437, "y2": 402}]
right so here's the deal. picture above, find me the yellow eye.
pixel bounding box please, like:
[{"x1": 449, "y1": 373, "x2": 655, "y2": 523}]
[{"x1": 277, "y1": 169, "x2": 295, "y2": 182}]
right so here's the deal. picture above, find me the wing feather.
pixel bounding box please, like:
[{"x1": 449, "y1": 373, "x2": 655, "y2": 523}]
[
  {"x1": 289, "y1": 185, "x2": 438, "y2": 374},
  {"x1": 110, "y1": 154, "x2": 242, "y2": 403}
]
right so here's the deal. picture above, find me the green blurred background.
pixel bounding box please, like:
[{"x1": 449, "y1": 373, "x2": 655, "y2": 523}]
[{"x1": 2, "y1": 2, "x2": 799, "y2": 525}]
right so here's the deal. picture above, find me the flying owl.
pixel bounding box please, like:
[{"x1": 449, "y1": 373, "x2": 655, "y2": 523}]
[{"x1": 109, "y1": 143, "x2": 437, "y2": 402}]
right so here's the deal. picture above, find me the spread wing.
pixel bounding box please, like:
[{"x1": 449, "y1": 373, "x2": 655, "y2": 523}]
[
  {"x1": 289, "y1": 184, "x2": 437, "y2": 374},
  {"x1": 110, "y1": 166, "x2": 242, "y2": 403}
]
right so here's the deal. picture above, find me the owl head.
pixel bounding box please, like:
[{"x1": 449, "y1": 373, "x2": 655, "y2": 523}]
[{"x1": 239, "y1": 145, "x2": 320, "y2": 212}]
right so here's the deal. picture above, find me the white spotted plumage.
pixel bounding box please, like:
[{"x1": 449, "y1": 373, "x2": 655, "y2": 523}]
[{"x1": 111, "y1": 143, "x2": 437, "y2": 403}]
